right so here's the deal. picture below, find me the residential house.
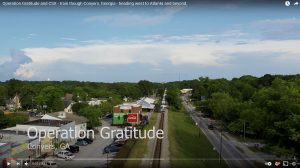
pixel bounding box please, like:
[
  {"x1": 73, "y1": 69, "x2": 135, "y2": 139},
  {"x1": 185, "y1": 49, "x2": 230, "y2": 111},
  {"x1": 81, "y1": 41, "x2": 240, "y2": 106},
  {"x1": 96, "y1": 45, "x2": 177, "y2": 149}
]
[
  {"x1": 63, "y1": 93, "x2": 73, "y2": 113},
  {"x1": 87, "y1": 98, "x2": 107, "y2": 106},
  {"x1": 5, "y1": 94, "x2": 21, "y2": 111},
  {"x1": 180, "y1": 88, "x2": 193, "y2": 94}
]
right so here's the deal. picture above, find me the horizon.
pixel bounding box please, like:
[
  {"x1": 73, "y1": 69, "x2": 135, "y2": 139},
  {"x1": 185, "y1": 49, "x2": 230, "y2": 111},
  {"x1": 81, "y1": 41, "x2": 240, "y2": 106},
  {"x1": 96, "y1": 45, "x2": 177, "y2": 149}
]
[{"x1": 1, "y1": 73, "x2": 299, "y2": 83}]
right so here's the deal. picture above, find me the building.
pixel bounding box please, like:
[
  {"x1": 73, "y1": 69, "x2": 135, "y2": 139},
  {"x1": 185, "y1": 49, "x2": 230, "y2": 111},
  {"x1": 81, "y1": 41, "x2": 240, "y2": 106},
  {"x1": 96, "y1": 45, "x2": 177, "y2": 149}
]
[
  {"x1": 136, "y1": 97, "x2": 155, "y2": 111},
  {"x1": 112, "y1": 103, "x2": 142, "y2": 125},
  {"x1": 180, "y1": 88, "x2": 193, "y2": 94},
  {"x1": 87, "y1": 98, "x2": 107, "y2": 106},
  {"x1": 5, "y1": 94, "x2": 21, "y2": 111},
  {"x1": 43, "y1": 111, "x2": 88, "y2": 137},
  {"x1": 0, "y1": 143, "x2": 10, "y2": 160},
  {"x1": 0, "y1": 130, "x2": 39, "y2": 159},
  {"x1": 63, "y1": 94, "x2": 73, "y2": 113}
]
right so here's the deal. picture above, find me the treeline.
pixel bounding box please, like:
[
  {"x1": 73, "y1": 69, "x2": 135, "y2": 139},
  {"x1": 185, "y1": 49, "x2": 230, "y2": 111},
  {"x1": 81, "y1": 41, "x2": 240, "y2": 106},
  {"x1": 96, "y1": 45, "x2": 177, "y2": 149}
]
[
  {"x1": 173, "y1": 74, "x2": 300, "y2": 157},
  {"x1": 0, "y1": 79, "x2": 161, "y2": 111},
  {"x1": 0, "y1": 79, "x2": 163, "y2": 128}
]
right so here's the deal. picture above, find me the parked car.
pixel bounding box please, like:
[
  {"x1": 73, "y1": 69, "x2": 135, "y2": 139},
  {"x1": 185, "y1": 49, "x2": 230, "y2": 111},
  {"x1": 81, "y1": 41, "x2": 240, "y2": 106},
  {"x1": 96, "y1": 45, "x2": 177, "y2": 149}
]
[
  {"x1": 66, "y1": 145, "x2": 79, "y2": 153},
  {"x1": 103, "y1": 143, "x2": 123, "y2": 154},
  {"x1": 114, "y1": 137, "x2": 128, "y2": 144},
  {"x1": 75, "y1": 140, "x2": 88, "y2": 146},
  {"x1": 208, "y1": 124, "x2": 214, "y2": 130},
  {"x1": 78, "y1": 137, "x2": 93, "y2": 144},
  {"x1": 56, "y1": 150, "x2": 75, "y2": 160},
  {"x1": 105, "y1": 113, "x2": 113, "y2": 119},
  {"x1": 43, "y1": 161, "x2": 57, "y2": 168}
]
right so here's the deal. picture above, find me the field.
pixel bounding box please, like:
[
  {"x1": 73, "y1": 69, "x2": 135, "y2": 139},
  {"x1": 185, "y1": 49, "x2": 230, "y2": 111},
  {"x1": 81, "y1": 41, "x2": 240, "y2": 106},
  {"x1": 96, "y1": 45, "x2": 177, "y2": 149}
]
[{"x1": 168, "y1": 108, "x2": 228, "y2": 168}]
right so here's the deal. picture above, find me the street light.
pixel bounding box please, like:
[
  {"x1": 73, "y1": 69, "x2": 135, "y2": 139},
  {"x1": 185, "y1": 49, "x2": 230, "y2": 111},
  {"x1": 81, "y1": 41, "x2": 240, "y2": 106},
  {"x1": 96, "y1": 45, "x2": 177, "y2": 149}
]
[{"x1": 195, "y1": 122, "x2": 200, "y2": 137}]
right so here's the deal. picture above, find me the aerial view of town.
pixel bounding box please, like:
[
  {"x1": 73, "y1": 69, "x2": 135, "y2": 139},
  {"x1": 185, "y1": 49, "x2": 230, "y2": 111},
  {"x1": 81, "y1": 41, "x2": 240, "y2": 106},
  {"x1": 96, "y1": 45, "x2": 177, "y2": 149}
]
[{"x1": 0, "y1": 0, "x2": 300, "y2": 168}]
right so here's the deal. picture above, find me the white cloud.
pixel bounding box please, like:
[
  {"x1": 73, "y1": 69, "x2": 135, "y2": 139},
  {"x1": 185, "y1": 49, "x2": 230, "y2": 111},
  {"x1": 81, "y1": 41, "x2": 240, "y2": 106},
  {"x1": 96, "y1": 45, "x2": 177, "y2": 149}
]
[
  {"x1": 61, "y1": 37, "x2": 77, "y2": 41},
  {"x1": 255, "y1": 18, "x2": 300, "y2": 26},
  {"x1": 13, "y1": 38, "x2": 300, "y2": 79},
  {"x1": 85, "y1": 7, "x2": 183, "y2": 26},
  {"x1": 28, "y1": 33, "x2": 37, "y2": 36},
  {"x1": 14, "y1": 63, "x2": 36, "y2": 78},
  {"x1": 0, "y1": 56, "x2": 11, "y2": 65}
]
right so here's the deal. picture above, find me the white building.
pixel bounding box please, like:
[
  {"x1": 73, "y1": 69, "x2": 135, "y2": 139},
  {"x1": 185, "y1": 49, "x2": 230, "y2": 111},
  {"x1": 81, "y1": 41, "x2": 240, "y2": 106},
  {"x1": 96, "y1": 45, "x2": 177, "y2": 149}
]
[
  {"x1": 180, "y1": 88, "x2": 193, "y2": 94},
  {"x1": 136, "y1": 97, "x2": 156, "y2": 111},
  {"x1": 43, "y1": 111, "x2": 88, "y2": 138},
  {"x1": 87, "y1": 98, "x2": 107, "y2": 106}
]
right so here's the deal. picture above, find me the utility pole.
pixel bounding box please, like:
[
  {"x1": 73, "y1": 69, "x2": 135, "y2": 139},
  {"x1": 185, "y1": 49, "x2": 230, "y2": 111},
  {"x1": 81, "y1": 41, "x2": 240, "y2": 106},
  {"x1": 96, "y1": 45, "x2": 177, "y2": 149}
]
[{"x1": 31, "y1": 96, "x2": 34, "y2": 112}]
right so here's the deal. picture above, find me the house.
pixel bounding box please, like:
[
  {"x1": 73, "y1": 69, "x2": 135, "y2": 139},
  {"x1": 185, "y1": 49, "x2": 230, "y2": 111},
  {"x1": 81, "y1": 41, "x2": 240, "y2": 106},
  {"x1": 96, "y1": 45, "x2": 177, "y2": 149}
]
[
  {"x1": 63, "y1": 93, "x2": 73, "y2": 113},
  {"x1": 136, "y1": 97, "x2": 156, "y2": 111},
  {"x1": 87, "y1": 98, "x2": 107, "y2": 106},
  {"x1": 5, "y1": 94, "x2": 21, "y2": 110},
  {"x1": 180, "y1": 88, "x2": 193, "y2": 94}
]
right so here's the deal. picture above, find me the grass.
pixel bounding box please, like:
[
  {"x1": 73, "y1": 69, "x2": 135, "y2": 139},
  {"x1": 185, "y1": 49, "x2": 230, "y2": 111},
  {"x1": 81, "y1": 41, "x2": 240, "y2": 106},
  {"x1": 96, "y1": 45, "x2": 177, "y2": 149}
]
[
  {"x1": 112, "y1": 112, "x2": 158, "y2": 168},
  {"x1": 123, "y1": 112, "x2": 158, "y2": 167},
  {"x1": 168, "y1": 108, "x2": 228, "y2": 168}
]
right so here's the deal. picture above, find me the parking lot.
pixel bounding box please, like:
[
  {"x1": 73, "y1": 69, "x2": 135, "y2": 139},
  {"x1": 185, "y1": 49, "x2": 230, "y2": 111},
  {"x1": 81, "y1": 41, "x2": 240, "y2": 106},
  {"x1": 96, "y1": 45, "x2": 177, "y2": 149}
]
[{"x1": 47, "y1": 118, "x2": 121, "y2": 168}]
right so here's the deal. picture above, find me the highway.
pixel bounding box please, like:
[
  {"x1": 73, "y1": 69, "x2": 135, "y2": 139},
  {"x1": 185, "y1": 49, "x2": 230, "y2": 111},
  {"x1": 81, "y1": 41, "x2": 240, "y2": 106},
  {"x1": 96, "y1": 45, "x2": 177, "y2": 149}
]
[{"x1": 182, "y1": 95, "x2": 257, "y2": 168}]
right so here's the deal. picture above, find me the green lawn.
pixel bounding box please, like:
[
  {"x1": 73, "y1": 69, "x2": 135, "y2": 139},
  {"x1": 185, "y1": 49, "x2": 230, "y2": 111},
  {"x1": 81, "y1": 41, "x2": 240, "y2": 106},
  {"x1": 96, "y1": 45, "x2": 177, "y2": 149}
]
[
  {"x1": 123, "y1": 112, "x2": 158, "y2": 168},
  {"x1": 168, "y1": 108, "x2": 228, "y2": 168}
]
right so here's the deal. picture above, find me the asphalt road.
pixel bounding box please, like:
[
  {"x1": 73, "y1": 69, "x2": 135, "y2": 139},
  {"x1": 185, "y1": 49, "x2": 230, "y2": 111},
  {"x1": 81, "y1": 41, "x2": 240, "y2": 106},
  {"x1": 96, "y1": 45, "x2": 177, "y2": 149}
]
[{"x1": 182, "y1": 96, "x2": 256, "y2": 168}]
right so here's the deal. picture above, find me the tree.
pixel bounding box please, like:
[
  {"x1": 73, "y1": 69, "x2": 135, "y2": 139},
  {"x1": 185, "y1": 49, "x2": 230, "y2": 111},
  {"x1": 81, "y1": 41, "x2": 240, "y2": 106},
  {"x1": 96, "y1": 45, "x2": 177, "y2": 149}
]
[
  {"x1": 166, "y1": 87, "x2": 182, "y2": 110},
  {"x1": 36, "y1": 86, "x2": 64, "y2": 112},
  {"x1": 0, "y1": 86, "x2": 7, "y2": 106},
  {"x1": 138, "y1": 80, "x2": 154, "y2": 96},
  {"x1": 208, "y1": 92, "x2": 236, "y2": 123}
]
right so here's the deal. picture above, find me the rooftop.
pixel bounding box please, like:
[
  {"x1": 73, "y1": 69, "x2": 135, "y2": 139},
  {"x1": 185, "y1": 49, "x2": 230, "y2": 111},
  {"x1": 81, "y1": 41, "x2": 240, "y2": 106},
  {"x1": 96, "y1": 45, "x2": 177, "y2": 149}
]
[
  {"x1": 21, "y1": 119, "x2": 72, "y2": 127},
  {"x1": 47, "y1": 111, "x2": 88, "y2": 124}
]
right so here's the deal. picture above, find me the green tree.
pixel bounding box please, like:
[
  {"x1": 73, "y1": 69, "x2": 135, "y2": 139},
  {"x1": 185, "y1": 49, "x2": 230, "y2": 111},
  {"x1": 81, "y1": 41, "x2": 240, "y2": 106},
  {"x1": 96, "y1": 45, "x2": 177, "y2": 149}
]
[
  {"x1": 208, "y1": 92, "x2": 236, "y2": 123},
  {"x1": 0, "y1": 86, "x2": 7, "y2": 106},
  {"x1": 36, "y1": 86, "x2": 64, "y2": 112}
]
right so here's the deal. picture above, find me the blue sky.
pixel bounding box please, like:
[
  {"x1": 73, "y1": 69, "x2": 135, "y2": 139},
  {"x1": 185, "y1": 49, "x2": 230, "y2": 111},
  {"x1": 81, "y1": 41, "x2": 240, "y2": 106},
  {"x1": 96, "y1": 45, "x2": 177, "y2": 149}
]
[{"x1": 0, "y1": 3, "x2": 300, "y2": 82}]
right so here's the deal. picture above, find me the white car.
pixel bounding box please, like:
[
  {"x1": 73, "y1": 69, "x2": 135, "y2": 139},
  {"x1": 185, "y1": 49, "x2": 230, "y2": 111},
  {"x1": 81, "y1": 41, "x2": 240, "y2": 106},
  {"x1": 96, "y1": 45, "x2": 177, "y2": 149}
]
[
  {"x1": 43, "y1": 161, "x2": 58, "y2": 168},
  {"x1": 56, "y1": 150, "x2": 75, "y2": 160}
]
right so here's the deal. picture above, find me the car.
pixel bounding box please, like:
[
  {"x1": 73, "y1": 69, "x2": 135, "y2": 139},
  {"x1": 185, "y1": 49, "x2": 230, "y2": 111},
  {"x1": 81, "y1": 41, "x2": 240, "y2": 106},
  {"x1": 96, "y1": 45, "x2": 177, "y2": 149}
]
[
  {"x1": 56, "y1": 150, "x2": 75, "y2": 160},
  {"x1": 208, "y1": 124, "x2": 214, "y2": 130},
  {"x1": 103, "y1": 143, "x2": 123, "y2": 154},
  {"x1": 75, "y1": 140, "x2": 88, "y2": 146},
  {"x1": 66, "y1": 145, "x2": 79, "y2": 153},
  {"x1": 114, "y1": 138, "x2": 128, "y2": 145},
  {"x1": 105, "y1": 113, "x2": 113, "y2": 118},
  {"x1": 78, "y1": 137, "x2": 93, "y2": 144},
  {"x1": 43, "y1": 161, "x2": 57, "y2": 168}
]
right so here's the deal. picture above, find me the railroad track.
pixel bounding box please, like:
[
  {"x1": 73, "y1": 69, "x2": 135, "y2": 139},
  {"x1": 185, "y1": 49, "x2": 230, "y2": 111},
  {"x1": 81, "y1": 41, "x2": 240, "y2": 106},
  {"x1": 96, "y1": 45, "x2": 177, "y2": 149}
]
[{"x1": 152, "y1": 112, "x2": 164, "y2": 168}]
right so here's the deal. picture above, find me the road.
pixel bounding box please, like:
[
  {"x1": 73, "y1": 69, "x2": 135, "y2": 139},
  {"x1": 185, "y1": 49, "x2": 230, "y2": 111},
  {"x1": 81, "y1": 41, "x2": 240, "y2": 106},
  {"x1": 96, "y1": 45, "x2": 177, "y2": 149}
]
[{"x1": 182, "y1": 95, "x2": 257, "y2": 168}]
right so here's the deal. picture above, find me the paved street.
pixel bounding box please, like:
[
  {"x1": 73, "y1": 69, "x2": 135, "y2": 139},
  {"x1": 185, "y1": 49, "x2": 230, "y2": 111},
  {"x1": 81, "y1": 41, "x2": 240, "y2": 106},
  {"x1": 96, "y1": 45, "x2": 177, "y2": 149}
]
[
  {"x1": 182, "y1": 95, "x2": 257, "y2": 168},
  {"x1": 49, "y1": 118, "x2": 120, "y2": 168}
]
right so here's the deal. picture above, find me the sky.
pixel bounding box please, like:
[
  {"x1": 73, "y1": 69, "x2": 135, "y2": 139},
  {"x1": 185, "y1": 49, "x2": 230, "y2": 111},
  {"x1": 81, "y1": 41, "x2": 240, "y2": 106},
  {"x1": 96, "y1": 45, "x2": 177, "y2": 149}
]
[{"x1": 0, "y1": 1, "x2": 300, "y2": 82}]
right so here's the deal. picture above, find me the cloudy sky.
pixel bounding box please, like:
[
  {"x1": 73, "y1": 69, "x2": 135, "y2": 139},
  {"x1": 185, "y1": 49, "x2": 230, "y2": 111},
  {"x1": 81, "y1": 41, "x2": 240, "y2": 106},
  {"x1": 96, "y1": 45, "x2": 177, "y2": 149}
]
[{"x1": 0, "y1": 2, "x2": 300, "y2": 82}]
